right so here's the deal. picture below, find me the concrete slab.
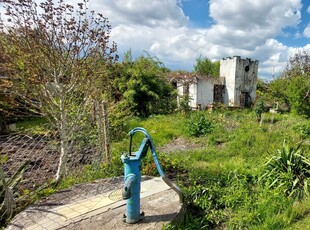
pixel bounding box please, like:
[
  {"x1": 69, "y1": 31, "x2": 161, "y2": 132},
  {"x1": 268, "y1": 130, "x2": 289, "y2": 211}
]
[{"x1": 7, "y1": 177, "x2": 183, "y2": 230}]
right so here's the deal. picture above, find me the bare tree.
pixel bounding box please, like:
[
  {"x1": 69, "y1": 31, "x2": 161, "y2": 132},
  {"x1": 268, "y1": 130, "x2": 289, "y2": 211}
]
[
  {"x1": 0, "y1": 0, "x2": 118, "y2": 180},
  {"x1": 287, "y1": 49, "x2": 310, "y2": 77}
]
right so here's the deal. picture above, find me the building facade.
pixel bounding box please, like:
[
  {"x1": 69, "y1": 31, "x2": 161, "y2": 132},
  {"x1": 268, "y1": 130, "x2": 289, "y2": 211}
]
[
  {"x1": 221, "y1": 56, "x2": 259, "y2": 107},
  {"x1": 174, "y1": 56, "x2": 259, "y2": 109}
]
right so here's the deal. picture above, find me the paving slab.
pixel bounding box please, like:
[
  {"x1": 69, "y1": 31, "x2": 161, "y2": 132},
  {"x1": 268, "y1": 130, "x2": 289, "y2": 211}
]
[{"x1": 7, "y1": 177, "x2": 183, "y2": 230}]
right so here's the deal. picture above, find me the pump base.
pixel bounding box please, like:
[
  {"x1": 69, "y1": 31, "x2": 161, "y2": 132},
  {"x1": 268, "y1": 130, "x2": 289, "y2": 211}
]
[{"x1": 123, "y1": 212, "x2": 145, "y2": 224}]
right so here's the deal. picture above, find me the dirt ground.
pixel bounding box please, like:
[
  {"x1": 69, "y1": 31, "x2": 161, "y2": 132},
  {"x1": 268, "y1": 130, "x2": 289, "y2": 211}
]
[
  {"x1": 0, "y1": 133, "x2": 60, "y2": 189},
  {"x1": 157, "y1": 137, "x2": 205, "y2": 154}
]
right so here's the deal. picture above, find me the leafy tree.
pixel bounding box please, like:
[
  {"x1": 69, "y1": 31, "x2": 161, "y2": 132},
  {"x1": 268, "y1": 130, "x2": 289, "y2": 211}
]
[
  {"x1": 269, "y1": 50, "x2": 310, "y2": 117},
  {"x1": 0, "y1": 0, "x2": 118, "y2": 179},
  {"x1": 113, "y1": 53, "x2": 176, "y2": 117},
  {"x1": 194, "y1": 57, "x2": 220, "y2": 77}
]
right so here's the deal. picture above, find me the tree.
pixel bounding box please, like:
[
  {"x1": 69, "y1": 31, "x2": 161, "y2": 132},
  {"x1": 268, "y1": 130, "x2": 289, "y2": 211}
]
[
  {"x1": 194, "y1": 57, "x2": 220, "y2": 77},
  {"x1": 269, "y1": 50, "x2": 310, "y2": 117},
  {"x1": 113, "y1": 53, "x2": 176, "y2": 117},
  {"x1": 0, "y1": 43, "x2": 42, "y2": 130},
  {"x1": 286, "y1": 49, "x2": 310, "y2": 77},
  {"x1": 0, "y1": 0, "x2": 118, "y2": 179}
]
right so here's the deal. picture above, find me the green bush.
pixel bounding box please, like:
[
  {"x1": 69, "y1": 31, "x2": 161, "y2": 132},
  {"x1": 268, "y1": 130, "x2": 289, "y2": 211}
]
[
  {"x1": 254, "y1": 100, "x2": 268, "y2": 122},
  {"x1": 180, "y1": 183, "x2": 227, "y2": 229},
  {"x1": 260, "y1": 143, "x2": 310, "y2": 200},
  {"x1": 293, "y1": 121, "x2": 310, "y2": 139},
  {"x1": 113, "y1": 54, "x2": 177, "y2": 117},
  {"x1": 178, "y1": 95, "x2": 192, "y2": 115},
  {"x1": 187, "y1": 112, "x2": 213, "y2": 137}
]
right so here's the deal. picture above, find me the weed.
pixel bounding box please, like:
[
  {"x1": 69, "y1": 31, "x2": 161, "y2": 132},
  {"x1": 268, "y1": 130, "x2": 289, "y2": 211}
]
[
  {"x1": 0, "y1": 159, "x2": 30, "y2": 226},
  {"x1": 187, "y1": 112, "x2": 213, "y2": 137},
  {"x1": 260, "y1": 142, "x2": 310, "y2": 200}
]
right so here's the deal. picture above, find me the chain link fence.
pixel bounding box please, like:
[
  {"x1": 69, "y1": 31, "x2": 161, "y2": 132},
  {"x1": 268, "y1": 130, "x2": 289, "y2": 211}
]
[{"x1": 0, "y1": 102, "x2": 120, "y2": 228}]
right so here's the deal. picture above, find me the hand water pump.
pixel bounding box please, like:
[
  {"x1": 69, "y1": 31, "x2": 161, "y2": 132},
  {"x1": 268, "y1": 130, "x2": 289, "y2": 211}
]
[{"x1": 121, "y1": 127, "x2": 183, "y2": 224}]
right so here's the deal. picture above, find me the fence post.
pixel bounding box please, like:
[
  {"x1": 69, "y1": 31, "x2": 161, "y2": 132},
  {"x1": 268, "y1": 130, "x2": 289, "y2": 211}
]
[{"x1": 102, "y1": 101, "x2": 111, "y2": 165}]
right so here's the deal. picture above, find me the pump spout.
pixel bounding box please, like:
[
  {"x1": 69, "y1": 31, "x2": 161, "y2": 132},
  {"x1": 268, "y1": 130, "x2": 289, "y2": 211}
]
[{"x1": 122, "y1": 174, "x2": 137, "y2": 200}]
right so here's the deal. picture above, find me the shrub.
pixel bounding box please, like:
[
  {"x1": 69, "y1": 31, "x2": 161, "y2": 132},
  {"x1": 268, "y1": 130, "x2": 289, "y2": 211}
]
[
  {"x1": 187, "y1": 112, "x2": 213, "y2": 137},
  {"x1": 178, "y1": 95, "x2": 192, "y2": 115},
  {"x1": 293, "y1": 121, "x2": 310, "y2": 139},
  {"x1": 254, "y1": 100, "x2": 268, "y2": 122},
  {"x1": 181, "y1": 183, "x2": 227, "y2": 229},
  {"x1": 260, "y1": 143, "x2": 310, "y2": 200},
  {"x1": 1, "y1": 158, "x2": 30, "y2": 226}
]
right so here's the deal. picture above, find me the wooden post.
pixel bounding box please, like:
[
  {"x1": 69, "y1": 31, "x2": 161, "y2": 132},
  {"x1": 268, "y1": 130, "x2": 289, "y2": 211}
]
[
  {"x1": 95, "y1": 100, "x2": 104, "y2": 161},
  {"x1": 102, "y1": 101, "x2": 111, "y2": 165}
]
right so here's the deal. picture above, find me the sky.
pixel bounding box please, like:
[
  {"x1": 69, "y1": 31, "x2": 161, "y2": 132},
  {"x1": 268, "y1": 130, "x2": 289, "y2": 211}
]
[
  {"x1": 91, "y1": 0, "x2": 310, "y2": 81},
  {"x1": 1, "y1": 0, "x2": 310, "y2": 81}
]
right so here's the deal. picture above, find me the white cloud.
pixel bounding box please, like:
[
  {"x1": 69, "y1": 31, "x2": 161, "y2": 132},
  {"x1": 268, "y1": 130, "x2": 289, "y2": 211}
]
[
  {"x1": 208, "y1": 0, "x2": 301, "y2": 49},
  {"x1": 109, "y1": 0, "x2": 305, "y2": 79},
  {"x1": 90, "y1": 0, "x2": 189, "y2": 28},
  {"x1": 210, "y1": 0, "x2": 301, "y2": 29},
  {"x1": 304, "y1": 23, "x2": 310, "y2": 37},
  {"x1": 0, "y1": 0, "x2": 307, "y2": 80},
  {"x1": 307, "y1": 5, "x2": 310, "y2": 14}
]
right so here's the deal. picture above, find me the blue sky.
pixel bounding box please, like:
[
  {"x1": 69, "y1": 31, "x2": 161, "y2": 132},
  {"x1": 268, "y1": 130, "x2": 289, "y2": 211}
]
[{"x1": 2, "y1": 0, "x2": 309, "y2": 81}]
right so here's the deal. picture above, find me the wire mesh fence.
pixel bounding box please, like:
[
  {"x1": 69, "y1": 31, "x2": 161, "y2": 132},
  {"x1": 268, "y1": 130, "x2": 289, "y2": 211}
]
[{"x1": 0, "y1": 102, "x2": 118, "y2": 228}]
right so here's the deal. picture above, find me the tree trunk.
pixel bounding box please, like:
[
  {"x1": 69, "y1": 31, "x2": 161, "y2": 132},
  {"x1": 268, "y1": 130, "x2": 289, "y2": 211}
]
[{"x1": 55, "y1": 99, "x2": 68, "y2": 181}]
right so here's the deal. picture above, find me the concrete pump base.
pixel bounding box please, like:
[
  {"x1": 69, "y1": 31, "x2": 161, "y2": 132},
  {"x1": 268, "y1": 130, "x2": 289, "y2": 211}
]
[{"x1": 7, "y1": 177, "x2": 183, "y2": 230}]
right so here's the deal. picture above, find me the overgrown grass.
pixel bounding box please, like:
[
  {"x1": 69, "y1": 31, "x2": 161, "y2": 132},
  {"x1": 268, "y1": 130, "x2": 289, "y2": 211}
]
[
  {"x1": 7, "y1": 109, "x2": 310, "y2": 229},
  {"x1": 133, "y1": 110, "x2": 310, "y2": 229},
  {"x1": 15, "y1": 117, "x2": 49, "y2": 134}
]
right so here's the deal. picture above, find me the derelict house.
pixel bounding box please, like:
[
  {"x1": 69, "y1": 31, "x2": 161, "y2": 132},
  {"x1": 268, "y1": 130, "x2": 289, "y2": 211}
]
[{"x1": 172, "y1": 56, "x2": 259, "y2": 109}]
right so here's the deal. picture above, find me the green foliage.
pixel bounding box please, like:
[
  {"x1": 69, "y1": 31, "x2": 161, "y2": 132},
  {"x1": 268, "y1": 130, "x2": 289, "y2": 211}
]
[
  {"x1": 187, "y1": 112, "x2": 213, "y2": 137},
  {"x1": 4, "y1": 109, "x2": 310, "y2": 229},
  {"x1": 113, "y1": 54, "x2": 176, "y2": 117},
  {"x1": 58, "y1": 161, "x2": 123, "y2": 190},
  {"x1": 182, "y1": 183, "x2": 227, "y2": 229},
  {"x1": 194, "y1": 57, "x2": 220, "y2": 77},
  {"x1": 127, "y1": 114, "x2": 187, "y2": 147},
  {"x1": 178, "y1": 95, "x2": 192, "y2": 114},
  {"x1": 171, "y1": 170, "x2": 294, "y2": 229},
  {"x1": 285, "y1": 75, "x2": 310, "y2": 117},
  {"x1": 227, "y1": 186, "x2": 292, "y2": 229},
  {"x1": 260, "y1": 143, "x2": 310, "y2": 200},
  {"x1": 287, "y1": 198, "x2": 310, "y2": 229},
  {"x1": 254, "y1": 100, "x2": 268, "y2": 121},
  {"x1": 293, "y1": 121, "x2": 310, "y2": 139},
  {"x1": 108, "y1": 101, "x2": 132, "y2": 141},
  {"x1": 0, "y1": 159, "x2": 30, "y2": 226},
  {"x1": 269, "y1": 50, "x2": 310, "y2": 117}
]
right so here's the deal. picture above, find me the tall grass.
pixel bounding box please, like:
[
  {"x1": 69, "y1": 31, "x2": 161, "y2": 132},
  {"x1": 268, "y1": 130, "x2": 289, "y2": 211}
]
[{"x1": 11, "y1": 109, "x2": 310, "y2": 229}]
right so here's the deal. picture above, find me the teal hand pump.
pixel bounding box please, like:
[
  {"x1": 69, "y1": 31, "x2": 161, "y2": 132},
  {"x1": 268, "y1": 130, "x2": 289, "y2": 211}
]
[{"x1": 121, "y1": 127, "x2": 183, "y2": 224}]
